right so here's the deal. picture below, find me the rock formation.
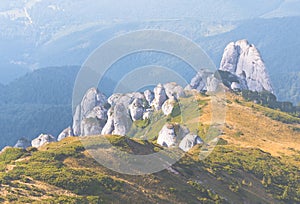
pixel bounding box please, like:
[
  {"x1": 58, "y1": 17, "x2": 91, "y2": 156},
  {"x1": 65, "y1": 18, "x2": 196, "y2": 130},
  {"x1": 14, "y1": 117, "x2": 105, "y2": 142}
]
[
  {"x1": 162, "y1": 98, "x2": 177, "y2": 116},
  {"x1": 219, "y1": 39, "x2": 273, "y2": 92},
  {"x1": 187, "y1": 40, "x2": 273, "y2": 93},
  {"x1": 157, "y1": 124, "x2": 189, "y2": 146},
  {"x1": 129, "y1": 98, "x2": 144, "y2": 121},
  {"x1": 186, "y1": 69, "x2": 214, "y2": 92},
  {"x1": 31, "y1": 134, "x2": 56, "y2": 148},
  {"x1": 179, "y1": 134, "x2": 203, "y2": 152},
  {"x1": 164, "y1": 82, "x2": 185, "y2": 99},
  {"x1": 14, "y1": 137, "x2": 31, "y2": 149},
  {"x1": 151, "y1": 83, "x2": 168, "y2": 110},
  {"x1": 157, "y1": 124, "x2": 177, "y2": 147},
  {"x1": 72, "y1": 88, "x2": 109, "y2": 136},
  {"x1": 57, "y1": 127, "x2": 73, "y2": 141}
]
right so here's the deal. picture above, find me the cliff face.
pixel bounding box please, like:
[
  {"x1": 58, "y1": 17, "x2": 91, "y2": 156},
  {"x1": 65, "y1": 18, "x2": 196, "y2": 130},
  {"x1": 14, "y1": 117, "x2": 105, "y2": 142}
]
[
  {"x1": 188, "y1": 40, "x2": 273, "y2": 93},
  {"x1": 220, "y1": 39, "x2": 273, "y2": 93}
]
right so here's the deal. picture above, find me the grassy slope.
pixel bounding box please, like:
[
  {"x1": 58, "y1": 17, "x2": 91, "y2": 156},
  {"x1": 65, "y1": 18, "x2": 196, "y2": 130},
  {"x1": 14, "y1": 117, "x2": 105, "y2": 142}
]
[{"x1": 0, "y1": 92, "x2": 299, "y2": 203}]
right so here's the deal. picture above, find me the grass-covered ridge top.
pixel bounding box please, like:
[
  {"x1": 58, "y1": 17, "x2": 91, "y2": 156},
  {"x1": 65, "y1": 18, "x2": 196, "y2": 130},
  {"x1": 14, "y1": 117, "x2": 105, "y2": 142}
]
[{"x1": 0, "y1": 131, "x2": 299, "y2": 203}]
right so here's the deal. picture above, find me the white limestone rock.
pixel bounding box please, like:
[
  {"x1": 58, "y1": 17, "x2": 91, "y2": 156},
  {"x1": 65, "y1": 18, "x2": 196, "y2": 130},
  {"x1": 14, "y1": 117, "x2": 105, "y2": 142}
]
[
  {"x1": 157, "y1": 124, "x2": 190, "y2": 147},
  {"x1": 157, "y1": 124, "x2": 177, "y2": 147},
  {"x1": 220, "y1": 40, "x2": 273, "y2": 92},
  {"x1": 231, "y1": 82, "x2": 241, "y2": 91},
  {"x1": 144, "y1": 90, "x2": 154, "y2": 105},
  {"x1": 101, "y1": 108, "x2": 115, "y2": 135},
  {"x1": 143, "y1": 109, "x2": 154, "y2": 120},
  {"x1": 72, "y1": 87, "x2": 109, "y2": 136},
  {"x1": 164, "y1": 82, "x2": 185, "y2": 99},
  {"x1": 57, "y1": 127, "x2": 74, "y2": 141},
  {"x1": 162, "y1": 98, "x2": 177, "y2": 116},
  {"x1": 14, "y1": 137, "x2": 31, "y2": 149},
  {"x1": 112, "y1": 103, "x2": 132, "y2": 136},
  {"x1": 206, "y1": 75, "x2": 222, "y2": 92},
  {"x1": 179, "y1": 134, "x2": 203, "y2": 152},
  {"x1": 80, "y1": 118, "x2": 103, "y2": 136},
  {"x1": 31, "y1": 134, "x2": 56, "y2": 148},
  {"x1": 129, "y1": 98, "x2": 144, "y2": 121},
  {"x1": 151, "y1": 83, "x2": 168, "y2": 110},
  {"x1": 187, "y1": 69, "x2": 214, "y2": 92},
  {"x1": 72, "y1": 105, "x2": 81, "y2": 136},
  {"x1": 80, "y1": 87, "x2": 107, "y2": 118}
]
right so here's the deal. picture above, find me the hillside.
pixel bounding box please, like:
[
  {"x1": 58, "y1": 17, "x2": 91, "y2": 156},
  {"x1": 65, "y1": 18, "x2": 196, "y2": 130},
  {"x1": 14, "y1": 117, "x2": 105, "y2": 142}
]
[
  {"x1": 0, "y1": 92, "x2": 299, "y2": 203},
  {"x1": 0, "y1": 66, "x2": 79, "y2": 149}
]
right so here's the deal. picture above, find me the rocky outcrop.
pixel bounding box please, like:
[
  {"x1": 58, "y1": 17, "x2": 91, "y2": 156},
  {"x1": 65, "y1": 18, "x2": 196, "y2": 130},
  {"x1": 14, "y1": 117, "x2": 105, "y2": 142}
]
[
  {"x1": 14, "y1": 137, "x2": 31, "y2": 149},
  {"x1": 186, "y1": 69, "x2": 214, "y2": 92},
  {"x1": 112, "y1": 103, "x2": 132, "y2": 136},
  {"x1": 220, "y1": 40, "x2": 273, "y2": 92},
  {"x1": 157, "y1": 124, "x2": 177, "y2": 147},
  {"x1": 157, "y1": 124, "x2": 190, "y2": 147},
  {"x1": 179, "y1": 134, "x2": 203, "y2": 152},
  {"x1": 187, "y1": 40, "x2": 273, "y2": 93},
  {"x1": 206, "y1": 75, "x2": 222, "y2": 92},
  {"x1": 164, "y1": 82, "x2": 185, "y2": 99},
  {"x1": 72, "y1": 88, "x2": 109, "y2": 136},
  {"x1": 144, "y1": 90, "x2": 154, "y2": 105},
  {"x1": 157, "y1": 124, "x2": 203, "y2": 152},
  {"x1": 57, "y1": 127, "x2": 73, "y2": 141},
  {"x1": 151, "y1": 83, "x2": 168, "y2": 110},
  {"x1": 31, "y1": 134, "x2": 56, "y2": 148},
  {"x1": 102, "y1": 93, "x2": 146, "y2": 136},
  {"x1": 162, "y1": 98, "x2": 177, "y2": 116},
  {"x1": 129, "y1": 98, "x2": 144, "y2": 121}
]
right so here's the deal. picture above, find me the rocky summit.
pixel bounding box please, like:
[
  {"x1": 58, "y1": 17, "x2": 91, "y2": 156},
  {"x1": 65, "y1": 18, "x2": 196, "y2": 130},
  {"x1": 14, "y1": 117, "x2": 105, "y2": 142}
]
[
  {"x1": 219, "y1": 39, "x2": 273, "y2": 92},
  {"x1": 187, "y1": 40, "x2": 273, "y2": 93}
]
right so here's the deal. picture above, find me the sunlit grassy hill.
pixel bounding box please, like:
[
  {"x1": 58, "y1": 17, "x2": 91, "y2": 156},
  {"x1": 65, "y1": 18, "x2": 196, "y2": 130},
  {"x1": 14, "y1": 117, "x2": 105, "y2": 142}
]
[{"x1": 0, "y1": 92, "x2": 299, "y2": 203}]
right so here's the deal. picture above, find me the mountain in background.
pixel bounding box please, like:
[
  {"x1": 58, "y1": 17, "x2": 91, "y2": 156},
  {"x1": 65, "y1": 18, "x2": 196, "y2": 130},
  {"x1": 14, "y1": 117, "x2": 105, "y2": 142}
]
[
  {"x1": 0, "y1": 66, "x2": 79, "y2": 149},
  {"x1": 1, "y1": 17, "x2": 299, "y2": 104}
]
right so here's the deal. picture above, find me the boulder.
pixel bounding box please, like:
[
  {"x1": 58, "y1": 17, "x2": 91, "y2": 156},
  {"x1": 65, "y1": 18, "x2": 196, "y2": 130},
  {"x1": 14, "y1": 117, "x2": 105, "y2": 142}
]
[
  {"x1": 157, "y1": 124, "x2": 177, "y2": 147},
  {"x1": 72, "y1": 87, "x2": 109, "y2": 136},
  {"x1": 206, "y1": 75, "x2": 221, "y2": 92},
  {"x1": 162, "y1": 98, "x2": 177, "y2": 116},
  {"x1": 112, "y1": 103, "x2": 132, "y2": 136},
  {"x1": 164, "y1": 82, "x2": 185, "y2": 99},
  {"x1": 129, "y1": 98, "x2": 144, "y2": 121},
  {"x1": 31, "y1": 134, "x2": 56, "y2": 148},
  {"x1": 144, "y1": 90, "x2": 154, "y2": 104},
  {"x1": 80, "y1": 118, "x2": 103, "y2": 136},
  {"x1": 187, "y1": 69, "x2": 214, "y2": 92},
  {"x1": 101, "y1": 108, "x2": 115, "y2": 135},
  {"x1": 14, "y1": 137, "x2": 31, "y2": 149},
  {"x1": 57, "y1": 127, "x2": 73, "y2": 141},
  {"x1": 179, "y1": 134, "x2": 203, "y2": 152},
  {"x1": 151, "y1": 83, "x2": 168, "y2": 110},
  {"x1": 143, "y1": 109, "x2": 154, "y2": 120}
]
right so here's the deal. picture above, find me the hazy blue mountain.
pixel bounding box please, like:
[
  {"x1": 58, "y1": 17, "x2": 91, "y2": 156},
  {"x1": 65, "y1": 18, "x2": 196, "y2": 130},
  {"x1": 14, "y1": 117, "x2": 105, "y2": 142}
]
[
  {"x1": 0, "y1": 66, "x2": 79, "y2": 149},
  {"x1": 1, "y1": 17, "x2": 299, "y2": 104},
  {"x1": 0, "y1": 104, "x2": 71, "y2": 149},
  {"x1": 0, "y1": 0, "x2": 295, "y2": 84},
  {"x1": 4, "y1": 66, "x2": 79, "y2": 105}
]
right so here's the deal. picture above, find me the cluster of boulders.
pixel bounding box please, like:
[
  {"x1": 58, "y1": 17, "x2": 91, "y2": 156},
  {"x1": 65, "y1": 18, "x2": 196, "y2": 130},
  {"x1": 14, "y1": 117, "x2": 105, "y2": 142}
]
[
  {"x1": 5, "y1": 39, "x2": 273, "y2": 153},
  {"x1": 72, "y1": 82, "x2": 185, "y2": 138},
  {"x1": 157, "y1": 123, "x2": 203, "y2": 152}
]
